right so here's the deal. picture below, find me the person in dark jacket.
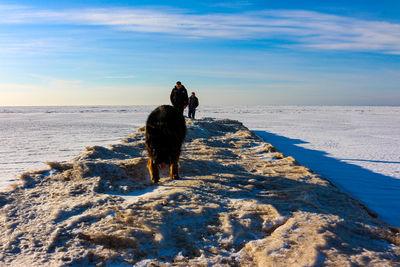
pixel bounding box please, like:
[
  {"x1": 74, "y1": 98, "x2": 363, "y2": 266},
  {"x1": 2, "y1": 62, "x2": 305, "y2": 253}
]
[
  {"x1": 188, "y1": 92, "x2": 199, "y2": 119},
  {"x1": 170, "y1": 81, "x2": 189, "y2": 114}
]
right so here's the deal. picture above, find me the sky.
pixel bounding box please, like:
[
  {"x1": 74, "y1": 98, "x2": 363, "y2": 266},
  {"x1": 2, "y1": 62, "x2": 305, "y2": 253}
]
[{"x1": 0, "y1": 0, "x2": 399, "y2": 106}]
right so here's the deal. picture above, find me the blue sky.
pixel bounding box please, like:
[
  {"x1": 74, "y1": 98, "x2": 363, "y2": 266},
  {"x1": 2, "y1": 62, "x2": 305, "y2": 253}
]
[{"x1": 0, "y1": 0, "x2": 399, "y2": 106}]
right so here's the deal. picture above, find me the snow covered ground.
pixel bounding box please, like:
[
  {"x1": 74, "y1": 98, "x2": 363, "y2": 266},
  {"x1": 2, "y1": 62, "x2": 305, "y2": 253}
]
[
  {"x1": 205, "y1": 105, "x2": 400, "y2": 227},
  {"x1": 0, "y1": 105, "x2": 399, "y2": 226},
  {"x1": 0, "y1": 106, "x2": 152, "y2": 189},
  {"x1": 1, "y1": 118, "x2": 398, "y2": 266}
]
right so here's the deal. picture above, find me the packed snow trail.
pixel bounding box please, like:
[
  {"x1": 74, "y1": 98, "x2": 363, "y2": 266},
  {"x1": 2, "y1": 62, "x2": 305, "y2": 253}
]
[{"x1": 0, "y1": 118, "x2": 399, "y2": 266}]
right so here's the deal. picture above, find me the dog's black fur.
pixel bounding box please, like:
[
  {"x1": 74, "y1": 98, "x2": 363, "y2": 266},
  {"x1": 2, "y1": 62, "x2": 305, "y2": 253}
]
[{"x1": 145, "y1": 105, "x2": 186, "y2": 183}]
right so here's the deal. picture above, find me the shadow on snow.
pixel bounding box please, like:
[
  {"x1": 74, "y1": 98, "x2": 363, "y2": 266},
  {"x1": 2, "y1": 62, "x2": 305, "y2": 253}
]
[{"x1": 253, "y1": 130, "x2": 400, "y2": 227}]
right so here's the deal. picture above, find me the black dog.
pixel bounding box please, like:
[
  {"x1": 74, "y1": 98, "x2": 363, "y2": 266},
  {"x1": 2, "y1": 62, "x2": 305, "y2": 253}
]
[{"x1": 145, "y1": 105, "x2": 186, "y2": 183}]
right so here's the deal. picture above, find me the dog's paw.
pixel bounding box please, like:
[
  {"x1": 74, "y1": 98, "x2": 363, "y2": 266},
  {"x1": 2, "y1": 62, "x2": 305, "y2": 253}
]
[
  {"x1": 151, "y1": 176, "x2": 160, "y2": 184},
  {"x1": 171, "y1": 174, "x2": 180, "y2": 180}
]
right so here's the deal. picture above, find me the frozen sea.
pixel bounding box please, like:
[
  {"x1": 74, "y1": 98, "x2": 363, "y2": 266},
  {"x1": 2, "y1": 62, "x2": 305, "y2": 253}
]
[{"x1": 1, "y1": 105, "x2": 399, "y2": 226}]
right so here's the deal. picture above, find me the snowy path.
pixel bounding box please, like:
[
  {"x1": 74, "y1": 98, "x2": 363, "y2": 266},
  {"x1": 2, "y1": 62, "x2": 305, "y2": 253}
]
[
  {"x1": 0, "y1": 118, "x2": 398, "y2": 266},
  {"x1": 1, "y1": 105, "x2": 399, "y2": 228},
  {"x1": 255, "y1": 130, "x2": 400, "y2": 227}
]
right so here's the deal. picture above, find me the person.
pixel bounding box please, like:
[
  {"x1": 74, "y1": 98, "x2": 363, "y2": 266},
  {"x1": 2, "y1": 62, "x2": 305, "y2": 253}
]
[
  {"x1": 188, "y1": 92, "x2": 199, "y2": 119},
  {"x1": 170, "y1": 81, "x2": 188, "y2": 114}
]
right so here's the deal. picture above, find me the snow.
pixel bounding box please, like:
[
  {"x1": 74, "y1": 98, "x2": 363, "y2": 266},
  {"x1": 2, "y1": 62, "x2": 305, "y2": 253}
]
[
  {"x1": 0, "y1": 106, "x2": 152, "y2": 189},
  {"x1": 205, "y1": 106, "x2": 400, "y2": 227},
  {"x1": 0, "y1": 117, "x2": 398, "y2": 266},
  {"x1": 0, "y1": 105, "x2": 399, "y2": 228}
]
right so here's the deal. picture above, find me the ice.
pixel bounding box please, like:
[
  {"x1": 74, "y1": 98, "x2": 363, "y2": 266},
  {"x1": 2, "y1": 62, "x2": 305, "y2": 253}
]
[
  {"x1": 0, "y1": 105, "x2": 155, "y2": 189},
  {"x1": 0, "y1": 105, "x2": 399, "y2": 227},
  {"x1": 0, "y1": 116, "x2": 398, "y2": 266},
  {"x1": 201, "y1": 105, "x2": 400, "y2": 226}
]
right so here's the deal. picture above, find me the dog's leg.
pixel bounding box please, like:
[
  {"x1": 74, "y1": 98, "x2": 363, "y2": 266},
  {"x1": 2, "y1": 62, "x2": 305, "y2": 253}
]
[
  {"x1": 170, "y1": 159, "x2": 180, "y2": 179},
  {"x1": 148, "y1": 158, "x2": 160, "y2": 183}
]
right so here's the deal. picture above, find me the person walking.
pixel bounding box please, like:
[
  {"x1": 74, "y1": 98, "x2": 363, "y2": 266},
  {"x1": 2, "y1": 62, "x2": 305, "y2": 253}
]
[
  {"x1": 170, "y1": 81, "x2": 188, "y2": 115},
  {"x1": 188, "y1": 92, "x2": 199, "y2": 119}
]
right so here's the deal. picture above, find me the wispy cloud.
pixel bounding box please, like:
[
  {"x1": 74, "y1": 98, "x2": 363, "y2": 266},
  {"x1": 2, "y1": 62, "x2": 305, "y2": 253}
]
[
  {"x1": 30, "y1": 74, "x2": 82, "y2": 89},
  {"x1": 1, "y1": 5, "x2": 400, "y2": 54},
  {"x1": 205, "y1": 1, "x2": 253, "y2": 9},
  {"x1": 104, "y1": 75, "x2": 136, "y2": 79},
  {"x1": 0, "y1": 74, "x2": 82, "y2": 93},
  {"x1": 0, "y1": 83, "x2": 42, "y2": 92}
]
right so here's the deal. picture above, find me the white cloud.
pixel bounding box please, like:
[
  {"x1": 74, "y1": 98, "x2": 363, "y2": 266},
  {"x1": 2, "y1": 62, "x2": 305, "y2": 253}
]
[
  {"x1": 1, "y1": 5, "x2": 400, "y2": 54},
  {"x1": 104, "y1": 75, "x2": 136, "y2": 79},
  {"x1": 0, "y1": 83, "x2": 42, "y2": 91},
  {"x1": 206, "y1": 1, "x2": 253, "y2": 9},
  {"x1": 30, "y1": 74, "x2": 83, "y2": 89}
]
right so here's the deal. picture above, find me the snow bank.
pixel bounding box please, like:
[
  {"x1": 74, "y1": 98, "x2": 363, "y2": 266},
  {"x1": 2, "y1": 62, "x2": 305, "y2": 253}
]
[{"x1": 0, "y1": 118, "x2": 399, "y2": 266}]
